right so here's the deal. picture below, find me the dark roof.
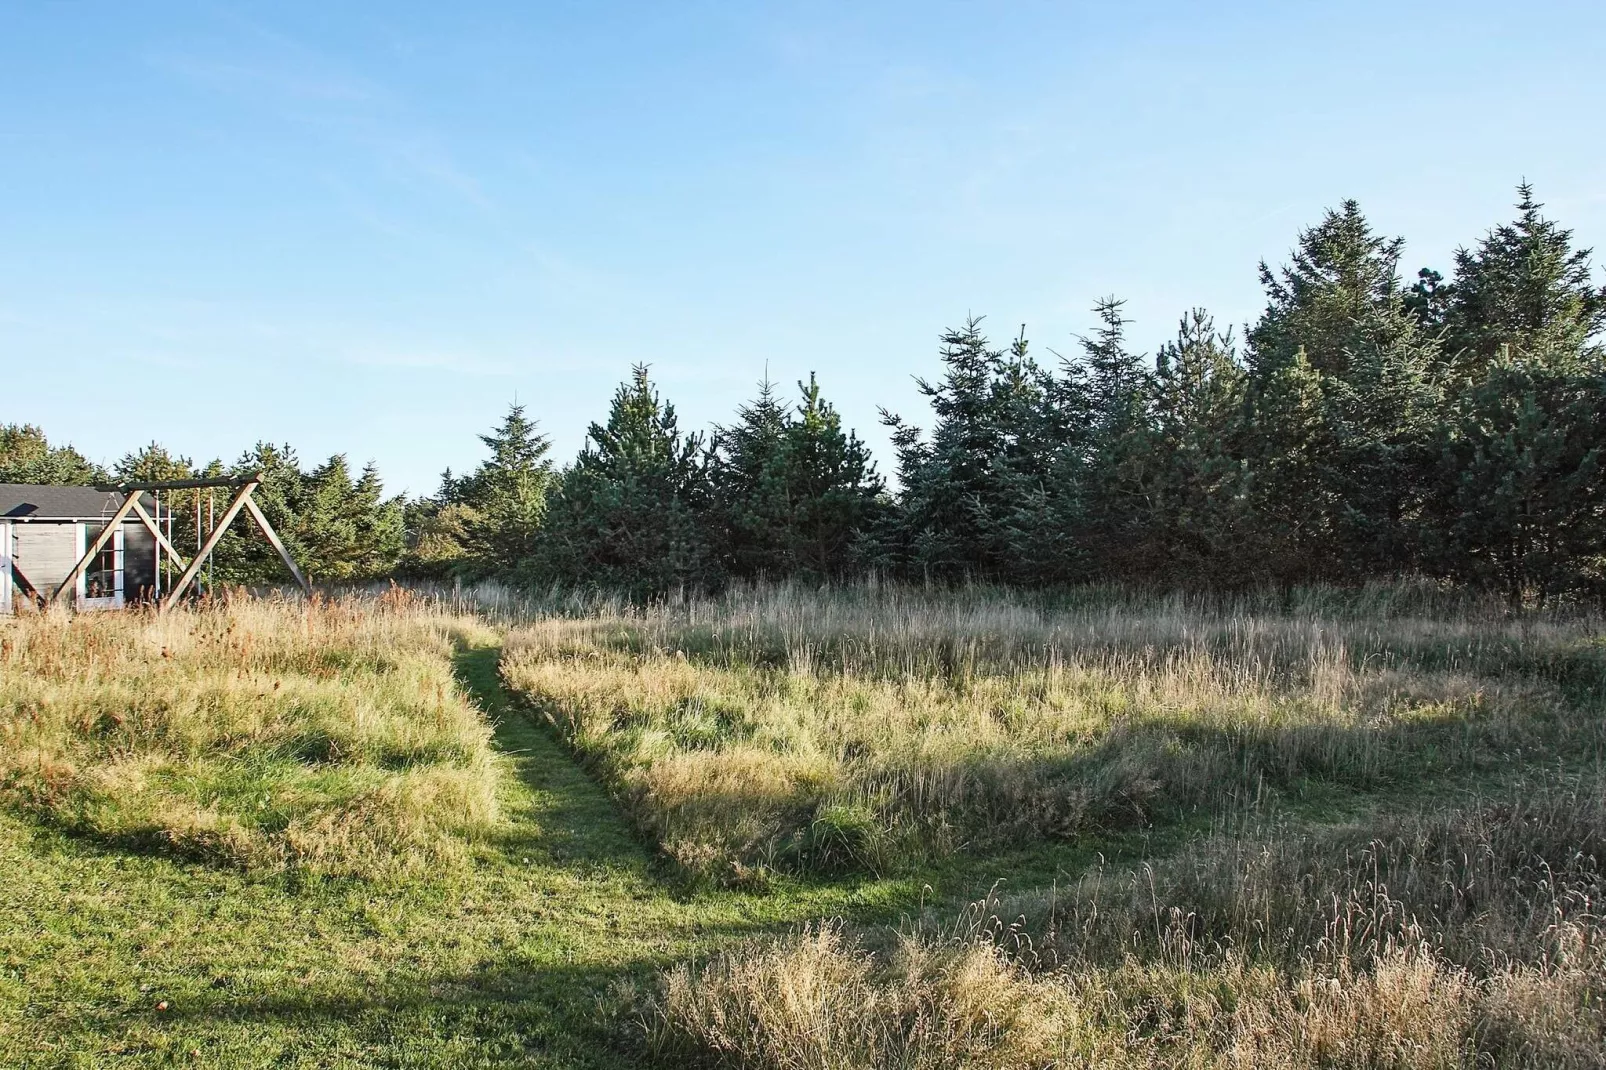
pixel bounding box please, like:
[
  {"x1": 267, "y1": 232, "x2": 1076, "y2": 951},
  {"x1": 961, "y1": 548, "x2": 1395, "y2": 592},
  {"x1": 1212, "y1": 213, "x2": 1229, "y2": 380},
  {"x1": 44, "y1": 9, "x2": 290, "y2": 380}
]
[{"x1": 0, "y1": 484, "x2": 154, "y2": 521}]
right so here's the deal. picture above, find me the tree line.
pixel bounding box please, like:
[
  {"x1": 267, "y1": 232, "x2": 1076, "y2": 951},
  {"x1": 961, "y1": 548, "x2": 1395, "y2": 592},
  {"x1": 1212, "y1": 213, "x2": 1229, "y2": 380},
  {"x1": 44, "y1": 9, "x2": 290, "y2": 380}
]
[{"x1": 6, "y1": 185, "x2": 1603, "y2": 605}]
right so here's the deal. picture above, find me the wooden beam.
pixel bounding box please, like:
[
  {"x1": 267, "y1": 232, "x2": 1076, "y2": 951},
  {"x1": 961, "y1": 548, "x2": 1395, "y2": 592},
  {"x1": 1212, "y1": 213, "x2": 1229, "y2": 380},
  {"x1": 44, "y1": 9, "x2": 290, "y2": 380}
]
[
  {"x1": 127, "y1": 497, "x2": 191, "y2": 572},
  {"x1": 49, "y1": 492, "x2": 142, "y2": 605},
  {"x1": 160, "y1": 483, "x2": 257, "y2": 610},
  {"x1": 10, "y1": 562, "x2": 45, "y2": 610},
  {"x1": 241, "y1": 496, "x2": 313, "y2": 597}
]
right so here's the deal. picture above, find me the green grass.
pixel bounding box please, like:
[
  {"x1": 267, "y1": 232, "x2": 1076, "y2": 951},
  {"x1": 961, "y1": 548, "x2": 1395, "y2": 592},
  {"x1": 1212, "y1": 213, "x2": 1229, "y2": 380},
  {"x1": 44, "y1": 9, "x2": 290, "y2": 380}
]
[
  {"x1": 6, "y1": 585, "x2": 1606, "y2": 1068},
  {"x1": 0, "y1": 637, "x2": 935, "y2": 1068}
]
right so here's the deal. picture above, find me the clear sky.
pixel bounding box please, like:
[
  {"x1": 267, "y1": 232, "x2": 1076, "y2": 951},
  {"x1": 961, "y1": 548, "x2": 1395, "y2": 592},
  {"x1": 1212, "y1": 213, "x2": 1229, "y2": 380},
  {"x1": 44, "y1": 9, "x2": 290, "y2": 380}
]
[{"x1": 4, "y1": 1, "x2": 1604, "y2": 494}]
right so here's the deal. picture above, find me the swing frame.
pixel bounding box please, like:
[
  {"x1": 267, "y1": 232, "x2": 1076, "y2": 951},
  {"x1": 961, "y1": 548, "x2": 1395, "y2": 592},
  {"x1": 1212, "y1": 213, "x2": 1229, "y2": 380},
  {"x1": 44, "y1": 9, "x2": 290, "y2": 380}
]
[{"x1": 48, "y1": 472, "x2": 312, "y2": 612}]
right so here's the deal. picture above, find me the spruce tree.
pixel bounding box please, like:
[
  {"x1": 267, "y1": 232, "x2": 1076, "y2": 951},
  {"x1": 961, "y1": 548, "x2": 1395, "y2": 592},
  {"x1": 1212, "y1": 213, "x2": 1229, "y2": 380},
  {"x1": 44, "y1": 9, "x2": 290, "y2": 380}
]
[
  {"x1": 1075, "y1": 298, "x2": 1160, "y2": 579},
  {"x1": 1244, "y1": 200, "x2": 1444, "y2": 581},
  {"x1": 1146, "y1": 311, "x2": 1252, "y2": 585},
  {"x1": 881, "y1": 317, "x2": 1057, "y2": 579},
  {"x1": 1432, "y1": 348, "x2": 1606, "y2": 606},
  {"x1": 537, "y1": 365, "x2": 714, "y2": 596},
  {"x1": 1444, "y1": 183, "x2": 1606, "y2": 374},
  {"x1": 212, "y1": 443, "x2": 308, "y2": 585},
  {"x1": 709, "y1": 379, "x2": 792, "y2": 577},
  {"x1": 292, "y1": 456, "x2": 404, "y2": 581},
  {"x1": 406, "y1": 404, "x2": 555, "y2": 577},
  {"x1": 779, "y1": 374, "x2": 886, "y2": 579},
  {"x1": 1249, "y1": 200, "x2": 1410, "y2": 379}
]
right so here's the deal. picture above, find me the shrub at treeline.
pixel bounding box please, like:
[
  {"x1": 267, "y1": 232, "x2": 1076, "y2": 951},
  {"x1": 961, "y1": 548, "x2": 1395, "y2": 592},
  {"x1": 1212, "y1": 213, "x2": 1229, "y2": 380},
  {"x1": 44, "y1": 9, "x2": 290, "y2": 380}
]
[{"x1": 6, "y1": 185, "x2": 1604, "y2": 604}]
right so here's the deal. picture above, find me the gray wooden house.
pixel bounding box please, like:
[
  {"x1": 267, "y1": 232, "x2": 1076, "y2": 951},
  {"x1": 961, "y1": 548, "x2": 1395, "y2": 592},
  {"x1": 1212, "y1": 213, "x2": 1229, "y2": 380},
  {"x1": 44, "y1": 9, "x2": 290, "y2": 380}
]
[{"x1": 1, "y1": 484, "x2": 157, "y2": 612}]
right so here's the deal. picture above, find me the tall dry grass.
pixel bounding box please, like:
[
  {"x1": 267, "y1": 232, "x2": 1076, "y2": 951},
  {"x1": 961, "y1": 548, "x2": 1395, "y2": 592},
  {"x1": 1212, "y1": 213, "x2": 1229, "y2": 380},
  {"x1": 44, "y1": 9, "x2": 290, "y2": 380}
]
[
  {"x1": 499, "y1": 582, "x2": 1606, "y2": 880},
  {"x1": 647, "y1": 786, "x2": 1606, "y2": 1068},
  {"x1": 0, "y1": 591, "x2": 500, "y2": 878}
]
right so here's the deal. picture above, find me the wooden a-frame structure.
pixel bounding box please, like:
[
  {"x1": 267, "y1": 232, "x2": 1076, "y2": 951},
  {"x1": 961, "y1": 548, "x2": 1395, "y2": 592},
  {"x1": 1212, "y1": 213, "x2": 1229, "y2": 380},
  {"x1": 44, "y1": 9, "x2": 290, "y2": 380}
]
[{"x1": 49, "y1": 473, "x2": 312, "y2": 612}]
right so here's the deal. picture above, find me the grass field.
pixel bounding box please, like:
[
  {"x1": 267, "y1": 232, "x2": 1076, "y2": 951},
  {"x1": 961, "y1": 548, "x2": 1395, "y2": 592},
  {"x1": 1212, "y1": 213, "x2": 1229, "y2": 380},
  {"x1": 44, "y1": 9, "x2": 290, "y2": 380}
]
[{"x1": 3, "y1": 583, "x2": 1604, "y2": 1067}]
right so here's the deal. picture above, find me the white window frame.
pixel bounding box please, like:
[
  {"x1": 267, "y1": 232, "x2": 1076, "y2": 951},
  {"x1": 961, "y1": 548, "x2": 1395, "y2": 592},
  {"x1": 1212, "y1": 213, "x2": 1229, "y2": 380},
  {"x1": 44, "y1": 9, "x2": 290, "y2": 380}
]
[
  {"x1": 76, "y1": 522, "x2": 125, "y2": 610},
  {"x1": 0, "y1": 521, "x2": 11, "y2": 614}
]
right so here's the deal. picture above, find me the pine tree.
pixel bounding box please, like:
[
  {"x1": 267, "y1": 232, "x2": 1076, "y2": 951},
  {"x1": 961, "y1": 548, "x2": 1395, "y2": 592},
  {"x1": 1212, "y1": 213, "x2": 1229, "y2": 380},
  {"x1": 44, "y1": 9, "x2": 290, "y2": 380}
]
[
  {"x1": 709, "y1": 379, "x2": 792, "y2": 577},
  {"x1": 536, "y1": 365, "x2": 714, "y2": 596},
  {"x1": 1249, "y1": 200, "x2": 1409, "y2": 379},
  {"x1": 1432, "y1": 348, "x2": 1606, "y2": 606},
  {"x1": 1444, "y1": 183, "x2": 1606, "y2": 374},
  {"x1": 407, "y1": 404, "x2": 555, "y2": 577},
  {"x1": 779, "y1": 374, "x2": 886, "y2": 579},
  {"x1": 1146, "y1": 311, "x2": 1252, "y2": 585}
]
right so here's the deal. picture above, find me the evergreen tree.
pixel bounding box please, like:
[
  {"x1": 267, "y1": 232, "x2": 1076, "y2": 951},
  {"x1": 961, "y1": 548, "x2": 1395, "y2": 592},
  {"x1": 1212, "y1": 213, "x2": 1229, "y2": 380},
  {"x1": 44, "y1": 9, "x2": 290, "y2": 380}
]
[
  {"x1": 211, "y1": 443, "x2": 309, "y2": 586},
  {"x1": 1145, "y1": 311, "x2": 1253, "y2": 585},
  {"x1": 1404, "y1": 268, "x2": 1455, "y2": 333},
  {"x1": 0, "y1": 424, "x2": 104, "y2": 484},
  {"x1": 1249, "y1": 200, "x2": 1409, "y2": 379},
  {"x1": 454, "y1": 404, "x2": 555, "y2": 570},
  {"x1": 711, "y1": 374, "x2": 884, "y2": 580},
  {"x1": 709, "y1": 379, "x2": 792, "y2": 577},
  {"x1": 405, "y1": 404, "x2": 555, "y2": 577},
  {"x1": 290, "y1": 456, "x2": 406, "y2": 581},
  {"x1": 778, "y1": 374, "x2": 886, "y2": 579},
  {"x1": 881, "y1": 317, "x2": 1057, "y2": 579},
  {"x1": 1242, "y1": 349, "x2": 1336, "y2": 582},
  {"x1": 536, "y1": 365, "x2": 714, "y2": 596},
  {"x1": 1321, "y1": 324, "x2": 1443, "y2": 575},
  {"x1": 114, "y1": 443, "x2": 197, "y2": 485},
  {"x1": 1074, "y1": 298, "x2": 1159, "y2": 578},
  {"x1": 1243, "y1": 200, "x2": 1445, "y2": 581},
  {"x1": 1443, "y1": 183, "x2": 1606, "y2": 374},
  {"x1": 1431, "y1": 349, "x2": 1606, "y2": 606}
]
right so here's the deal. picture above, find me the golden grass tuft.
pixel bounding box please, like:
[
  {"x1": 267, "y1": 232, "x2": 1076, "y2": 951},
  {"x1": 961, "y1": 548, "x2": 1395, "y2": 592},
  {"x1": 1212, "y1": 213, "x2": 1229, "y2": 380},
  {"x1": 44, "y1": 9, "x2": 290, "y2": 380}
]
[
  {"x1": 0, "y1": 593, "x2": 501, "y2": 878},
  {"x1": 648, "y1": 790, "x2": 1606, "y2": 1068}
]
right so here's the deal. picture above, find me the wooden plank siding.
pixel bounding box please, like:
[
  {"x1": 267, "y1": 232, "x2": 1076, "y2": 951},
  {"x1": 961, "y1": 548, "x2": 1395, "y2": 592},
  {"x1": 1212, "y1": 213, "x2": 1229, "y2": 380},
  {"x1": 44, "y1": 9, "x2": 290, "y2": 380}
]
[{"x1": 9, "y1": 520, "x2": 156, "y2": 607}]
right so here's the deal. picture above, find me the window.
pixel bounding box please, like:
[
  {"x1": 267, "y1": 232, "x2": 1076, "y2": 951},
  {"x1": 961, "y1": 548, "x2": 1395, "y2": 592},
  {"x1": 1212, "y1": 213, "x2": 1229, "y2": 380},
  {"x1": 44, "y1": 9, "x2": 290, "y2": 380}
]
[{"x1": 79, "y1": 524, "x2": 124, "y2": 607}]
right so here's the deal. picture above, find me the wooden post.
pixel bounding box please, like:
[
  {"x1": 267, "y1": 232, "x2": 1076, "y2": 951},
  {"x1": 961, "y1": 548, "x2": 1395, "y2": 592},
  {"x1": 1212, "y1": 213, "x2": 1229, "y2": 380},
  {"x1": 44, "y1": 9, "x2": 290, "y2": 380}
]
[
  {"x1": 49, "y1": 492, "x2": 142, "y2": 606},
  {"x1": 242, "y1": 496, "x2": 312, "y2": 596},
  {"x1": 128, "y1": 498, "x2": 191, "y2": 572},
  {"x1": 159, "y1": 483, "x2": 257, "y2": 610},
  {"x1": 10, "y1": 563, "x2": 45, "y2": 610}
]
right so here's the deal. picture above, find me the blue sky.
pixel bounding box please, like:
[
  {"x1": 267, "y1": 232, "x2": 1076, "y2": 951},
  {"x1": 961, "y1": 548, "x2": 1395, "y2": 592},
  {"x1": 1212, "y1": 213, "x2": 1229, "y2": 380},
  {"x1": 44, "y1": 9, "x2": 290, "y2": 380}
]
[{"x1": 4, "y1": 1, "x2": 1604, "y2": 494}]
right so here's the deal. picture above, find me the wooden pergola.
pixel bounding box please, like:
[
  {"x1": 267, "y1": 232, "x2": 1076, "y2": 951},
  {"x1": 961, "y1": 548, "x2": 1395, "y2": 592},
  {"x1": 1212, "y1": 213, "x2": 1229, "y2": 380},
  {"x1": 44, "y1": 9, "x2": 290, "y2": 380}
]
[{"x1": 50, "y1": 473, "x2": 312, "y2": 612}]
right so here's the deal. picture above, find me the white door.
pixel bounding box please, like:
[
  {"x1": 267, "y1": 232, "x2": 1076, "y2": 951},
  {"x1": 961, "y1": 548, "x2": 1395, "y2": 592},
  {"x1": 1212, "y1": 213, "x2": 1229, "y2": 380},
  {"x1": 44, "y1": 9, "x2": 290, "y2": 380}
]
[{"x1": 78, "y1": 522, "x2": 125, "y2": 610}]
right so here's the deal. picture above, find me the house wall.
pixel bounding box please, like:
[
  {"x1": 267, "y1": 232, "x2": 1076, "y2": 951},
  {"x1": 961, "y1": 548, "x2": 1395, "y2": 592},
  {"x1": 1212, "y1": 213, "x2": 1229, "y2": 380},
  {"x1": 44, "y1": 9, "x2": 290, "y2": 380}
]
[
  {"x1": 8, "y1": 519, "x2": 159, "y2": 607},
  {"x1": 11, "y1": 521, "x2": 80, "y2": 599}
]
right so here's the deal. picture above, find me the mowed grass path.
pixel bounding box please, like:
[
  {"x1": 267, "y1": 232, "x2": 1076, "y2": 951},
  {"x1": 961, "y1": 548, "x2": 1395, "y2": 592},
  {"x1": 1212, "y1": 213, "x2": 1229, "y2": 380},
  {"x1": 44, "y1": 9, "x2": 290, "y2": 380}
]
[{"x1": 0, "y1": 639, "x2": 920, "y2": 1069}]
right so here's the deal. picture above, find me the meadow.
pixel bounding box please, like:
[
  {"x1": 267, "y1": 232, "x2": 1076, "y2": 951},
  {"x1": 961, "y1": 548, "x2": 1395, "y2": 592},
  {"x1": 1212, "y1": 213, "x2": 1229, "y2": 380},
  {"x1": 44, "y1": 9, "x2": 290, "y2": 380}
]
[
  {"x1": 1, "y1": 583, "x2": 1603, "y2": 1067},
  {"x1": 500, "y1": 582, "x2": 1606, "y2": 1067}
]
